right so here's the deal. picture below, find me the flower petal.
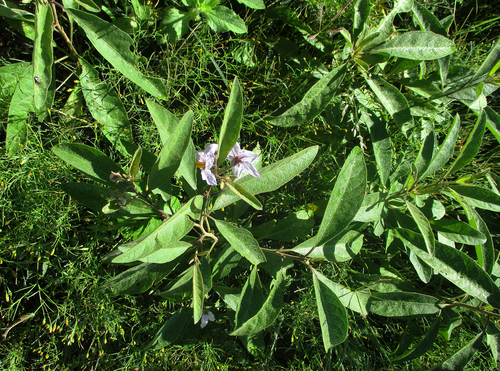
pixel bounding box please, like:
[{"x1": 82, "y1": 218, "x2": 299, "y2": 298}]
[{"x1": 241, "y1": 162, "x2": 261, "y2": 179}]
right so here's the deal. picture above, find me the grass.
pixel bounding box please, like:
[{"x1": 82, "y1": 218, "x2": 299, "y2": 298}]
[{"x1": 1, "y1": 0, "x2": 500, "y2": 369}]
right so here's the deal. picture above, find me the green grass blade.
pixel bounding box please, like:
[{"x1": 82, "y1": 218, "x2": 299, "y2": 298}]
[
  {"x1": 267, "y1": 64, "x2": 346, "y2": 127},
  {"x1": 214, "y1": 219, "x2": 266, "y2": 265},
  {"x1": 218, "y1": 77, "x2": 243, "y2": 166},
  {"x1": 444, "y1": 111, "x2": 486, "y2": 178},
  {"x1": 312, "y1": 270, "x2": 348, "y2": 352},
  {"x1": 213, "y1": 145, "x2": 318, "y2": 210},
  {"x1": 314, "y1": 147, "x2": 367, "y2": 248},
  {"x1": 66, "y1": 8, "x2": 168, "y2": 100},
  {"x1": 79, "y1": 58, "x2": 133, "y2": 154},
  {"x1": 148, "y1": 110, "x2": 193, "y2": 191},
  {"x1": 420, "y1": 114, "x2": 460, "y2": 179},
  {"x1": 231, "y1": 268, "x2": 284, "y2": 336}
]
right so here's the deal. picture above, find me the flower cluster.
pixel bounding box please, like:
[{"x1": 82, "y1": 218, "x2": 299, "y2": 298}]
[{"x1": 196, "y1": 142, "x2": 260, "y2": 186}]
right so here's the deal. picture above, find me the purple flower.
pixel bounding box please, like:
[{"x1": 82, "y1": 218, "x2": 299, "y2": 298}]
[
  {"x1": 196, "y1": 144, "x2": 218, "y2": 186},
  {"x1": 227, "y1": 142, "x2": 261, "y2": 179}
]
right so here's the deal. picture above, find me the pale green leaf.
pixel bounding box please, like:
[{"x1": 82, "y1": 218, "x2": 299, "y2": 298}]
[
  {"x1": 192, "y1": 262, "x2": 204, "y2": 324},
  {"x1": 203, "y1": 6, "x2": 247, "y2": 34},
  {"x1": 218, "y1": 77, "x2": 243, "y2": 165}
]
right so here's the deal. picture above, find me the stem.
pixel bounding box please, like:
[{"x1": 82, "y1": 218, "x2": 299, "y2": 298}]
[{"x1": 50, "y1": 1, "x2": 79, "y2": 61}]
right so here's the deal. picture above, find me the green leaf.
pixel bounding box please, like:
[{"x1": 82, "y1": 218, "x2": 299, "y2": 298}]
[
  {"x1": 33, "y1": 1, "x2": 54, "y2": 117},
  {"x1": 66, "y1": 8, "x2": 168, "y2": 100},
  {"x1": 231, "y1": 268, "x2": 285, "y2": 336},
  {"x1": 414, "y1": 131, "x2": 436, "y2": 180},
  {"x1": 214, "y1": 220, "x2": 266, "y2": 265},
  {"x1": 213, "y1": 146, "x2": 318, "y2": 210},
  {"x1": 264, "y1": 209, "x2": 314, "y2": 242},
  {"x1": 312, "y1": 270, "x2": 348, "y2": 351},
  {"x1": 392, "y1": 319, "x2": 440, "y2": 362},
  {"x1": 406, "y1": 201, "x2": 435, "y2": 255},
  {"x1": 203, "y1": 6, "x2": 247, "y2": 34},
  {"x1": 365, "y1": 74, "x2": 414, "y2": 136},
  {"x1": 212, "y1": 244, "x2": 242, "y2": 281},
  {"x1": 146, "y1": 100, "x2": 197, "y2": 190},
  {"x1": 397, "y1": 228, "x2": 500, "y2": 307},
  {"x1": 159, "y1": 8, "x2": 192, "y2": 43},
  {"x1": 485, "y1": 107, "x2": 500, "y2": 144},
  {"x1": 137, "y1": 241, "x2": 191, "y2": 264},
  {"x1": 428, "y1": 219, "x2": 486, "y2": 245},
  {"x1": 444, "y1": 111, "x2": 486, "y2": 177},
  {"x1": 361, "y1": 108, "x2": 392, "y2": 187},
  {"x1": 129, "y1": 147, "x2": 142, "y2": 178},
  {"x1": 5, "y1": 63, "x2": 33, "y2": 155},
  {"x1": 266, "y1": 65, "x2": 346, "y2": 127},
  {"x1": 369, "y1": 291, "x2": 444, "y2": 317},
  {"x1": 439, "y1": 307, "x2": 462, "y2": 341},
  {"x1": 370, "y1": 31, "x2": 455, "y2": 60},
  {"x1": 224, "y1": 180, "x2": 262, "y2": 210},
  {"x1": 52, "y1": 143, "x2": 123, "y2": 187},
  {"x1": 235, "y1": 0, "x2": 265, "y2": 10},
  {"x1": 149, "y1": 110, "x2": 193, "y2": 191},
  {"x1": 79, "y1": 58, "x2": 133, "y2": 154},
  {"x1": 218, "y1": 77, "x2": 243, "y2": 166},
  {"x1": 292, "y1": 230, "x2": 363, "y2": 262},
  {"x1": 192, "y1": 262, "x2": 204, "y2": 324},
  {"x1": 99, "y1": 262, "x2": 178, "y2": 295},
  {"x1": 487, "y1": 321, "x2": 500, "y2": 366},
  {"x1": 420, "y1": 114, "x2": 461, "y2": 179},
  {"x1": 235, "y1": 266, "x2": 265, "y2": 328},
  {"x1": 448, "y1": 185, "x2": 500, "y2": 212},
  {"x1": 353, "y1": 192, "x2": 387, "y2": 223},
  {"x1": 147, "y1": 307, "x2": 200, "y2": 350},
  {"x1": 75, "y1": 0, "x2": 101, "y2": 12},
  {"x1": 157, "y1": 266, "x2": 194, "y2": 302},
  {"x1": 352, "y1": 0, "x2": 370, "y2": 44},
  {"x1": 473, "y1": 37, "x2": 500, "y2": 80},
  {"x1": 429, "y1": 332, "x2": 484, "y2": 371},
  {"x1": 114, "y1": 196, "x2": 202, "y2": 262},
  {"x1": 409, "y1": 249, "x2": 433, "y2": 283},
  {"x1": 314, "y1": 147, "x2": 367, "y2": 249},
  {"x1": 0, "y1": 4, "x2": 34, "y2": 22}
]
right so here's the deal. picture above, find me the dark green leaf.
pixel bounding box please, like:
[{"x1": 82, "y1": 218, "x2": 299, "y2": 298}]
[
  {"x1": 312, "y1": 270, "x2": 348, "y2": 351},
  {"x1": 473, "y1": 37, "x2": 500, "y2": 80},
  {"x1": 147, "y1": 307, "x2": 200, "y2": 350},
  {"x1": 369, "y1": 291, "x2": 444, "y2": 317},
  {"x1": 439, "y1": 307, "x2": 462, "y2": 341},
  {"x1": 414, "y1": 131, "x2": 436, "y2": 179},
  {"x1": 214, "y1": 220, "x2": 266, "y2": 265},
  {"x1": 429, "y1": 219, "x2": 486, "y2": 245},
  {"x1": 449, "y1": 184, "x2": 500, "y2": 212},
  {"x1": 406, "y1": 201, "x2": 435, "y2": 255},
  {"x1": 392, "y1": 319, "x2": 440, "y2": 362},
  {"x1": 352, "y1": 0, "x2": 370, "y2": 44},
  {"x1": 213, "y1": 146, "x2": 318, "y2": 210},
  {"x1": 193, "y1": 262, "x2": 204, "y2": 324},
  {"x1": 267, "y1": 65, "x2": 346, "y2": 127},
  {"x1": 264, "y1": 209, "x2": 314, "y2": 242},
  {"x1": 485, "y1": 107, "x2": 500, "y2": 144},
  {"x1": 429, "y1": 332, "x2": 484, "y2": 371},
  {"x1": 212, "y1": 244, "x2": 242, "y2": 281},
  {"x1": 235, "y1": 266, "x2": 265, "y2": 328},
  {"x1": 487, "y1": 321, "x2": 500, "y2": 366}
]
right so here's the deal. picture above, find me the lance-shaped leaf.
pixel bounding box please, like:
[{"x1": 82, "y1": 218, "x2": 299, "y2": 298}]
[
  {"x1": 214, "y1": 220, "x2": 266, "y2": 265},
  {"x1": 192, "y1": 262, "x2": 204, "y2": 324},
  {"x1": 369, "y1": 291, "x2": 444, "y2": 317},
  {"x1": 114, "y1": 196, "x2": 202, "y2": 261},
  {"x1": 428, "y1": 219, "x2": 486, "y2": 245},
  {"x1": 224, "y1": 180, "x2": 262, "y2": 210},
  {"x1": 487, "y1": 321, "x2": 500, "y2": 366},
  {"x1": 157, "y1": 266, "x2": 194, "y2": 302},
  {"x1": 352, "y1": 0, "x2": 370, "y2": 44},
  {"x1": 52, "y1": 143, "x2": 124, "y2": 187},
  {"x1": 370, "y1": 31, "x2": 455, "y2": 60},
  {"x1": 235, "y1": 266, "x2": 265, "y2": 328},
  {"x1": 439, "y1": 307, "x2": 462, "y2": 341},
  {"x1": 410, "y1": 249, "x2": 433, "y2": 283},
  {"x1": 146, "y1": 100, "x2": 197, "y2": 190},
  {"x1": 444, "y1": 112, "x2": 486, "y2": 178},
  {"x1": 392, "y1": 319, "x2": 441, "y2": 363},
  {"x1": 365, "y1": 74, "x2": 414, "y2": 136},
  {"x1": 147, "y1": 307, "x2": 200, "y2": 350},
  {"x1": 79, "y1": 58, "x2": 133, "y2": 154},
  {"x1": 448, "y1": 185, "x2": 500, "y2": 212},
  {"x1": 361, "y1": 108, "x2": 392, "y2": 187},
  {"x1": 320, "y1": 281, "x2": 370, "y2": 316},
  {"x1": 203, "y1": 6, "x2": 247, "y2": 34},
  {"x1": 292, "y1": 230, "x2": 363, "y2": 262},
  {"x1": 420, "y1": 114, "x2": 460, "y2": 179},
  {"x1": 6, "y1": 64, "x2": 33, "y2": 155},
  {"x1": 396, "y1": 228, "x2": 500, "y2": 307},
  {"x1": 266, "y1": 64, "x2": 346, "y2": 127},
  {"x1": 65, "y1": 8, "x2": 168, "y2": 100},
  {"x1": 136, "y1": 241, "x2": 191, "y2": 264},
  {"x1": 231, "y1": 268, "x2": 285, "y2": 336},
  {"x1": 218, "y1": 77, "x2": 243, "y2": 166},
  {"x1": 212, "y1": 244, "x2": 243, "y2": 281},
  {"x1": 312, "y1": 270, "x2": 348, "y2": 351},
  {"x1": 473, "y1": 37, "x2": 500, "y2": 80},
  {"x1": 429, "y1": 332, "x2": 484, "y2": 371},
  {"x1": 129, "y1": 146, "x2": 142, "y2": 178},
  {"x1": 235, "y1": 0, "x2": 265, "y2": 9},
  {"x1": 412, "y1": 1, "x2": 450, "y2": 86},
  {"x1": 406, "y1": 200, "x2": 435, "y2": 255},
  {"x1": 33, "y1": 1, "x2": 54, "y2": 117},
  {"x1": 313, "y1": 147, "x2": 366, "y2": 249},
  {"x1": 213, "y1": 146, "x2": 318, "y2": 210},
  {"x1": 485, "y1": 107, "x2": 500, "y2": 144},
  {"x1": 149, "y1": 110, "x2": 193, "y2": 191},
  {"x1": 414, "y1": 131, "x2": 436, "y2": 179}
]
